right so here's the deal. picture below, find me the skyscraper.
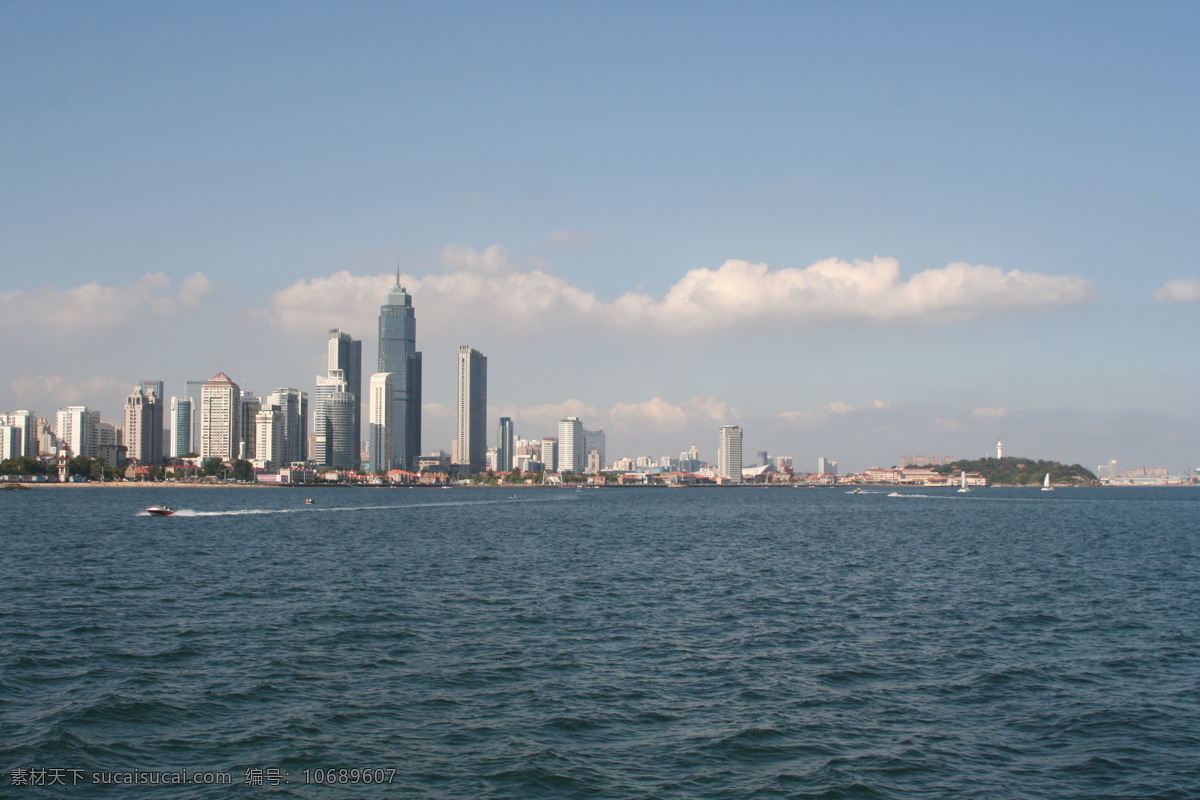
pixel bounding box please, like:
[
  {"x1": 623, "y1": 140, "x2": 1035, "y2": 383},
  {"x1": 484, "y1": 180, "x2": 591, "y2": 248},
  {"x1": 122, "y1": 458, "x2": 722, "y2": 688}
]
[
  {"x1": 0, "y1": 410, "x2": 37, "y2": 458},
  {"x1": 124, "y1": 384, "x2": 163, "y2": 464},
  {"x1": 56, "y1": 406, "x2": 100, "y2": 458},
  {"x1": 496, "y1": 416, "x2": 515, "y2": 472},
  {"x1": 718, "y1": 425, "x2": 743, "y2": 483},
  {"x1": 584, "y1": 428, "x2": 606, "y2": 473},
  {"x1": 368, "y1": 372, "x2": 394, "y2": 472},
  {"x1": 200, "y1": 372, "x2": 241, "y2": 462},
  {"x1": 558, "y1": 417, "x2": 584, "y2": 473},
  {"x1": 377, "y1": 279, "x2": 422, "y2": 471},
  {"x1": 254, "y1": 406, "x2": 284, "y2": 470},
  {"x1": 170, "y1": 396, "x2": 193, "y2": 457},
  {"x1": 455, "y1": 346, "x2": 487, "y2": 473},
  {"x1": 265, "y1": 388, "x2": 308, "y2": 465},
  {"x1": 315, "y1": 370, "x2": 356, "y2": 469},
  {"x1": 186, "y1": 379, "x2": 205, "y2": 454},
  {"x1": 327, "y1": 329, "x2": 362, "y2": 469}
]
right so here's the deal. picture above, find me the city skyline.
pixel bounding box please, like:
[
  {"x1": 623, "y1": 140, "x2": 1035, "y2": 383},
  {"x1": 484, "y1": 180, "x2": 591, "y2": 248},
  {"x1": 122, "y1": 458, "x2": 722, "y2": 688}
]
[{"x1": 1, "y1": 3, "x2": 1197, "y2": 473}]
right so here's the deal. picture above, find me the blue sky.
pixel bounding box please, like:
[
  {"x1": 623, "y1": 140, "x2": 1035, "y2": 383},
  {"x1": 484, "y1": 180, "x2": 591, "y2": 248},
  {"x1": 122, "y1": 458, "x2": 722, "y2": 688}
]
[{"x1": 2, "y1": 1, "x2": 1197, "y2": 473}]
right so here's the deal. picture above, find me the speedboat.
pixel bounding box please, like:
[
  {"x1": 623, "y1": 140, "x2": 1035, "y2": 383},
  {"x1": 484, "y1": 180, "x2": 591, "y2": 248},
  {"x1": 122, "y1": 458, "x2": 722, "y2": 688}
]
[
  {"x1": 146, "y1": 505, "x2": 174, "y2": 516},
  {"x1": 305, "y1": 498, "x2": 315, "y2": 504}
]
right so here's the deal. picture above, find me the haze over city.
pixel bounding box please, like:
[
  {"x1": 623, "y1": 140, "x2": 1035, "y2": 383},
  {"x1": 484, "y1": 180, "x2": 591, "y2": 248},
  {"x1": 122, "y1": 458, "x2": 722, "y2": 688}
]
[{"x1": 2, "y1": 2, "x2": 1197, "y2": 474}]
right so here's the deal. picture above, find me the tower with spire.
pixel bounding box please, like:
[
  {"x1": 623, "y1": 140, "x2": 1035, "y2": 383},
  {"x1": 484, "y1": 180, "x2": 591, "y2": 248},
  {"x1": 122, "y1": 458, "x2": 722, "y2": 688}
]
[{"x1": 376, "y1": 268, "x2": 422, "y2": 471}]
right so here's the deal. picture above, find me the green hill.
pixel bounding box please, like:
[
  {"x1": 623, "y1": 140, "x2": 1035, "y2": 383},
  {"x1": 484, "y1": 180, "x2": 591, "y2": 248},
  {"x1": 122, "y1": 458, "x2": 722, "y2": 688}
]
[{"x1": 934, "y1": 457, "x2": 1096, "y2": 486}]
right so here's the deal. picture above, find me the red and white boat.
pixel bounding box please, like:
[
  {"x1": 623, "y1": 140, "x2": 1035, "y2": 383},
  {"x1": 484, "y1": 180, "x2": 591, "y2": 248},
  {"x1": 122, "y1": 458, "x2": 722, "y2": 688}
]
[{"x1": 146, "y1": 505, "x2": 174, "y2": 516}]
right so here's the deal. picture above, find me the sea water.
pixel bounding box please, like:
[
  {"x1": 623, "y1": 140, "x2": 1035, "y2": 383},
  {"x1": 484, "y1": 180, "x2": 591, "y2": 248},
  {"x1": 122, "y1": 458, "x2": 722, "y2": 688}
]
[{"x1": 2, "y1": 486, "x2": 1197, "y2": 799}]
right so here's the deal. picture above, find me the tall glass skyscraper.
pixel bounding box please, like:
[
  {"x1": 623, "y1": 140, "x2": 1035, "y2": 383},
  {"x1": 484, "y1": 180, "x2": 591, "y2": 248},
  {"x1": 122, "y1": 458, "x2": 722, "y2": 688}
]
[
  {"x1": 496, "y1": 416, "x2": 514, "y2": 472},
  {"x1": 377, "y1": 280, "x2": 421, "y2": 471},
  {"x1": 455, "y1": 346, "x2": 487, "y2": 473}
]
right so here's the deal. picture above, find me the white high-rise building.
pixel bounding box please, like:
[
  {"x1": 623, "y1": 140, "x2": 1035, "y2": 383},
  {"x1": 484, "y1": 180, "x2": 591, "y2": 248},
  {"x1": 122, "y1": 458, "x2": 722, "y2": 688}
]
[
  {"x1": 455, "y1": 346, "x2": 487, "y2": 472},
  {"x1": 0, "y1": 424, "x2": 21, "y2": 461},
  {"x1": 718, "y1": 425, "x2": 743, "y2": 482},
  {"x1": 368, "y1": 372, "x2": 395, "y2": 472},
  {"x1": 558, "y1": 417, "x2": 584, "y2": 473},
  {"x1": 541, "y1": 437, "x2": 558, "y2": 472},
  {"x1": 0, "y1": 410, "x2": 37, "y2": 458},
  {"x1": 200, "y1": 372, "x2": 241, "y2": 462},
  {"x1": 56, "y1": 406, "x2": 100, "y2": 458},
  {"x1": 254, "y1": 407, "x2": 284, "y2": 470},
  {"x1": 315, "y1": 370, "x2": 356, "y2": 469}
]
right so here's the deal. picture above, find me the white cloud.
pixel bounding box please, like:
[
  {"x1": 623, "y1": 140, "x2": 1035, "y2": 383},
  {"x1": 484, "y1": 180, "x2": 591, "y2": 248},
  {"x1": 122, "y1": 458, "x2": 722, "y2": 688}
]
[
  {"x1": 0, "y1": 272, "x2": 213, "y2": 337},
  {"x1": 779, "y1": 399, "x2": 889, "y2": 426},
  {"x1": 9, "y1": 374, "x2": 123, "y2": 409},
  {"x1": 973, "y1": 407, "x2": 1009, "y2": 418},
  {"x1": 1152, "y1": 277, "x2": 1200, "y2": 303},
  {"x1": 439, "y1": 243, "x2": 509, "y2": 273},
  {"x1": 606, "y1": 396, "x2": 738, "y2": 435},
  {"x1": 261, "y1": 250, "x2": 1097, "y2": 340},
  {"x1": 612, "y1": 257, "x2": 1097, "y2": 332}
]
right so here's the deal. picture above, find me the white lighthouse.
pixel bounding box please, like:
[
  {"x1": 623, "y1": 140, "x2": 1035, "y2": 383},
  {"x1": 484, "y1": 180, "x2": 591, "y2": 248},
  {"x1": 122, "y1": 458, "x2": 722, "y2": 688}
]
[{"x1": 997, "y1": 440, "x2": 1003, "y2": 459}]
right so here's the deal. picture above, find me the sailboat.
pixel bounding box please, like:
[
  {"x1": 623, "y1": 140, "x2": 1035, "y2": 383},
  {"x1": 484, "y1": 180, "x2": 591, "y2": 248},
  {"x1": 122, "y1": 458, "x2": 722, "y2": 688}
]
[
  {"x1": 1041, "y1": 473, "x2": 1054, "y2": 492},
  {"x1": 957, "y1": 470, "x2": 971, "y2": 493}
]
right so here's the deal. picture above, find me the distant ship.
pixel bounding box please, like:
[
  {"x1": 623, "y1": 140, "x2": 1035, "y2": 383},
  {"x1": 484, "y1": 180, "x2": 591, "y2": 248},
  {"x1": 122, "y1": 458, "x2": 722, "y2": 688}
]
[
  {"x1": 1042, "y1": 473, "x2": 1054, "y2": 492},
  {"x1": 957, "y1": 471, "x2": 971, "y2": 493},
  {"x1": 146, "y1": 505, "x2": 174, "y2": 516}
]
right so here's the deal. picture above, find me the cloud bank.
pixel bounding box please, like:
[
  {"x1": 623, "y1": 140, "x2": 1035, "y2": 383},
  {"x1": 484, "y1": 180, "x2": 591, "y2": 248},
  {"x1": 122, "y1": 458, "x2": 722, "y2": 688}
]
[
  {"x1": 1153, "y1": 277, "x2": 1200, "y2": 303},
  {"x1": 262, "y1": 249, "x2": 1097, "y2": 338},
  {"x1": 0, "y1": 272, "x2": 213, "y2": 337}
]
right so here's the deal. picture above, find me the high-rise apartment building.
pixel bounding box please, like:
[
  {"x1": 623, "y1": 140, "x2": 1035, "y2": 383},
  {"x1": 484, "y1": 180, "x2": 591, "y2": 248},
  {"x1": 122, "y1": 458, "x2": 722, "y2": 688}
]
[
  {"x1": 455, "y1": 346, "x2": 487, "y2": 472},
  {"x1": 124, "y1": 384, "x2": 163, "y2": 464},
  {"x1": 496, "y1": 417, "x2": 515, "y2": 472},
  {"x1": 56, "y1": 406, "x2": 100, "y2": 458},
  {"x1": 718, "y1": 425, "x2": 743, "y2": 482},
  {"x1": 327, "y1": 329, "x2": 362, "y2": 468},
  {"x1": 0, "y1": 410, "x2": 37, "y2": 458},
  {"x1": 558, "y1": 417, "x2": 584, "y2": 473},
  {"x1": 200, "y1": 372, "x2": 241, "y2": 462},
  {"x1": 315, "y1": 370, "x2": 356, "y2": 469},
  {"x1": 0, "y1": 424, "x2": 20, "y2": 461},
  {"x1": 367, "y1": 372, "x2": 394, "y2": 472},
  {"x1": 378, "y1": 279, "x2": 422, "y2": 471},
  {"x1": 541, "y1": 437, "x2": 558, "y2": 473},
  {"x1": 264, "y1": 388, "x2": 307, "y2": 465},
  {"x1": 254, "y1": 407, "x2": 284, "y2": 470}
]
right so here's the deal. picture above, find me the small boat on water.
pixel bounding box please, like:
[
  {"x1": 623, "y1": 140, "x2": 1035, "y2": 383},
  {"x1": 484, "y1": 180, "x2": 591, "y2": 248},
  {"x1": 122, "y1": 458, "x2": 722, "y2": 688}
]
[
  {"x1": 1042, "y1": 473, "x2": 1054, "y2": 492},
  {"x1": 957, "y1": 470, "x2": 972, "y2": 493},
  {"x1": 146, "y1": 505, "x2": 174, "y2": 516},
  {"x1": 305, "y1": 498, "x2": 315, "y2": 504}
]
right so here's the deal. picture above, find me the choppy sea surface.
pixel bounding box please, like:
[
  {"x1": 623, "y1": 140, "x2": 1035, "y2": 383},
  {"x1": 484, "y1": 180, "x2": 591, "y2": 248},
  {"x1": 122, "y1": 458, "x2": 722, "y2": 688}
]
[{"x1": 2, "y1": 485, "x2": 1198, "y2": 799}]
